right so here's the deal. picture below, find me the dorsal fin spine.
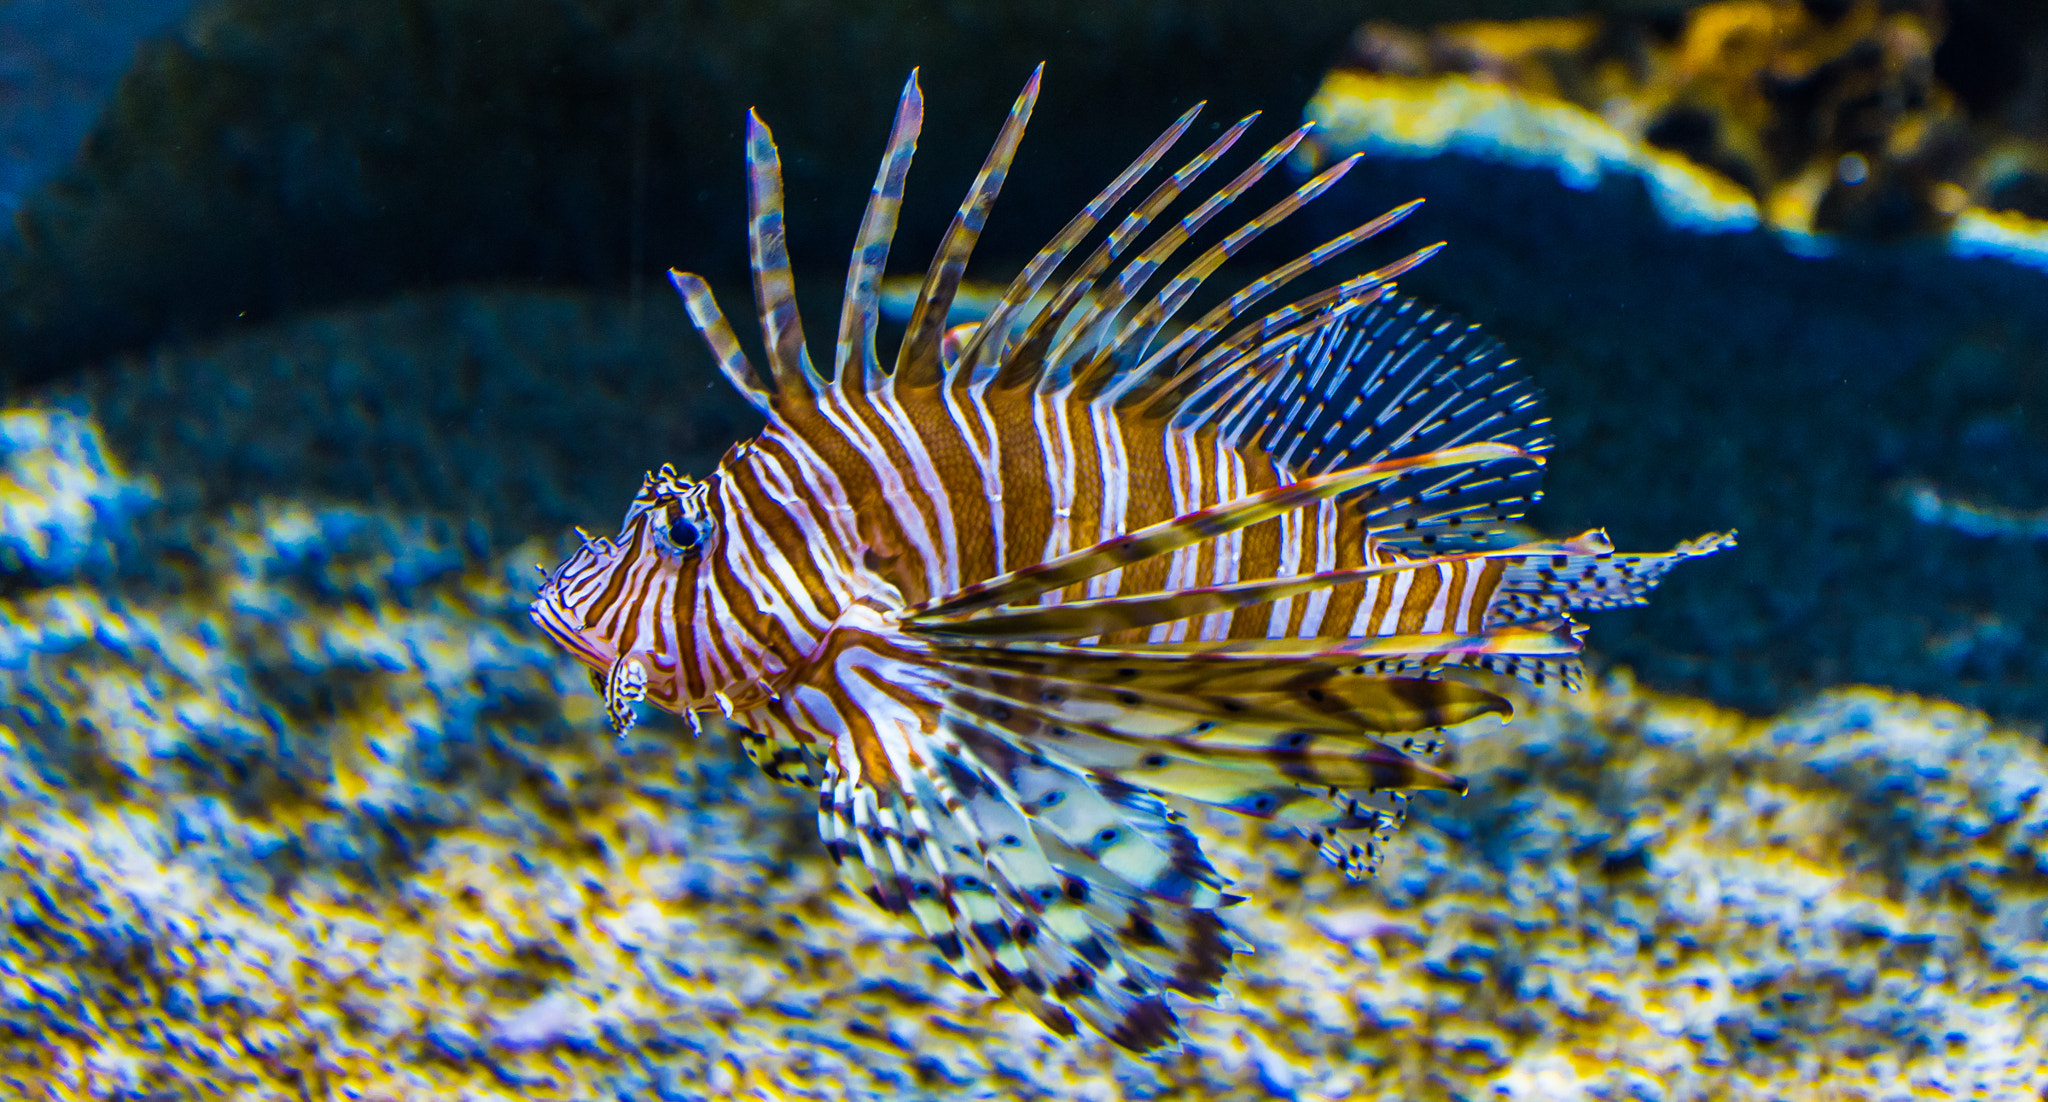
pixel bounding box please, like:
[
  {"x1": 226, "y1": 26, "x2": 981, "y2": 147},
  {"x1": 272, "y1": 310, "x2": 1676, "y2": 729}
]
[
  {"x1": 1105, "y1": 153, "x2": 1362, "y2": 379},
  {"x1": 894, "y1": 65, "x2": 1043, "y2": 388},
  {"x1": 1065, "y1": 126, "x2": 1315, "y2": 404},
  {"x1": 1133, "y1": 241, "x2": 1447, "y2": 427},
  {"x1": 962, "y1": 103, "x2": 1217, "y2": 387},
  {"x1": 835, "y1": 71, "x2": 925, "y2": 393},
  {"x1": 669, "y1": 270, "x2": 773, "y2": 413},
  {"x1": 1140, "y1": 201, "x2": 1428, "y2": 385},
  {"x1": 744, "y1": 111, "x2": 825, "y2": 402},
  {"x1": 1003, "y1": 110, "x2": 1255, "y2": 394}
]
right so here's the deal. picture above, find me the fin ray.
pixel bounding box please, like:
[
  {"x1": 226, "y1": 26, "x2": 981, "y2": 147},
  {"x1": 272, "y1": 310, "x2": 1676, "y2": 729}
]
[
  {"x1": 1132, "y1": 202, "x2": 1429, "y2": 411},
  {"x1": 894, "y1": 66, "x2": 1042, "y2": 387},
  {"x1": 669, "y1": 270, "x2": 772, "y2": 413},
  {"x1": 914, "y1": 532, "x2": 1571, "y2": 643},
  {"x1": 744, "y1": 111, "x2": 825, "y2": 399},
  {"x1": 835, "y1": 72, "x2": 925, "y2": 390},
  {"x1": 966, "y1": 103, "x2": 1222, "y2": 388}
]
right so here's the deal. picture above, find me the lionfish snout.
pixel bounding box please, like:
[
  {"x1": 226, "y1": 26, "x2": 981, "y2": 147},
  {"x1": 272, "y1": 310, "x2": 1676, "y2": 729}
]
[
  {"x1": 530, "y1": 530, "x2": 630, "y2": 671},
  {"x1": 529, "y1": 590, "x2": 609, "y2": 670}
]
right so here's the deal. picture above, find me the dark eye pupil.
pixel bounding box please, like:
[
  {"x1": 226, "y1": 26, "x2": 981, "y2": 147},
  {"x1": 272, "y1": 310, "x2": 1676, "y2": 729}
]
[{"x1": 667, "y1": 518, "x2": 700, "y2": 548}]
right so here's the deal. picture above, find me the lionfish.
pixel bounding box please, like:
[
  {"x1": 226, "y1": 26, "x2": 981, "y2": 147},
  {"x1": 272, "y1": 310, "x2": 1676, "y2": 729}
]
[{"x1": 531, "y1": 67, "x2": 1731, "y2": 1051}]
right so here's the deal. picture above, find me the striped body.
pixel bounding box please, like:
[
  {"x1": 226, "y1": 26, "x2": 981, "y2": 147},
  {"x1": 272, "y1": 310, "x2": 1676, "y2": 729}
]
[
  {"x1": 553, "y1": 349, "x2": 1514, "y2": 697},
  {"x1": 531, "y1": 69, "x2": 1732, "y2": 1051}
]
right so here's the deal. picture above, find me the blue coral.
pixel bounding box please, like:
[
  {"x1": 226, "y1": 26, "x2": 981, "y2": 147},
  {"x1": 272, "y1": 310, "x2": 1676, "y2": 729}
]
[{"x1": 0, "y1": 406, "x2": 156, "y2": 583}]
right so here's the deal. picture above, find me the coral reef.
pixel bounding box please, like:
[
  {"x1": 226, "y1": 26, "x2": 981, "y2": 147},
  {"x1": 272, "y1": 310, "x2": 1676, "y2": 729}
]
[
  {"x1": 0, "y1": 406, "x2": 155, "y2": 584},
  {"x1": 1, "y1": 355, "x2": 2044, "y2": 1098},
  {"x1": 1311, "y1": 0, "x2": 2048, "y2": 258}
]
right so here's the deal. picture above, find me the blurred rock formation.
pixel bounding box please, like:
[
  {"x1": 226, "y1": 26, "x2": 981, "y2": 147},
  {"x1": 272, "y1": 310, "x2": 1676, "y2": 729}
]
[{"x1": 1332, "y1": 0, "x2": 2048, "y2": 239}]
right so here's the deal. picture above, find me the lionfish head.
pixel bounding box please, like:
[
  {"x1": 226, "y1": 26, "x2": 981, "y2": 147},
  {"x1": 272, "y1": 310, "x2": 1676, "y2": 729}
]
[{"x1": 530, "y1": 464, "x2": 715, "y2": 712}]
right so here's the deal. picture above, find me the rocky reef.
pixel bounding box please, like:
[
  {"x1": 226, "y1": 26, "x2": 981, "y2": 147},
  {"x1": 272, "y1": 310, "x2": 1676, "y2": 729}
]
[
  {"x1": 1308, "y1": 0, "x2": 2048, "y2": 252},
  {"x1": 2, "y1": 302, "x2": 2044, "y2": 1098}
]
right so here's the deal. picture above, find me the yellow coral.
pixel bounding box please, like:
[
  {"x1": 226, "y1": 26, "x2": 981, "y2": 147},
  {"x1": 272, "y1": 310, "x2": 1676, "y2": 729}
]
[{"x1": 1316, "y1": 0, "x2": 2048, "y2": 250}]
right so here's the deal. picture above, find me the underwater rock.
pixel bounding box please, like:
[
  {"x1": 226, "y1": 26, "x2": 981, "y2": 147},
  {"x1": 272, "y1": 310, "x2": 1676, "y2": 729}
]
[
  {"x1": 1303, "y1": 68, "x2": 1763, "y2": 233},
  {"x1": 69, "y1": 286, "x2": 754, "y2": 552},
  {"x1": 0, "y1": 405, "x2": 156, "y2": 584},
  {"x1": 1308, "y1": 0, "x2": 2048, "y2": 262}
]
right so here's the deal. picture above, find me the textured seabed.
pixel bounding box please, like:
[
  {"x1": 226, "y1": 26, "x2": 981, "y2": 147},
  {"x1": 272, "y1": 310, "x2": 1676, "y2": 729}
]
[{"x1": 3, "y1": 326, "x2": 2046, "y2": 1099}]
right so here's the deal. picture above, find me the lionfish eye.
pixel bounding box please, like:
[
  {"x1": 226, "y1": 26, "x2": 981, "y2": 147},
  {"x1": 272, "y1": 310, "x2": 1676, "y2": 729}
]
[
  {"x1": 667, "y1": 514, "x2": 702, "y2": 549},
  {"x1": 643, "y1": 465, "x2": 709, "y2": 555}
]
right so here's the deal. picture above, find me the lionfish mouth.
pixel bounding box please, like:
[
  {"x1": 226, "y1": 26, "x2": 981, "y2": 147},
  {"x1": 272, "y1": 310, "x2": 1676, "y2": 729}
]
[{"x1": 529, "y1": 595, "x2": 609, "y2": 670}]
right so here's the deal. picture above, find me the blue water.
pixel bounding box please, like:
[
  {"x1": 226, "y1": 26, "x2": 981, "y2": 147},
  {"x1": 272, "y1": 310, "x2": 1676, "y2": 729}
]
[{"x1": 0, "y1": 0, "x2": 193, "y2": 211}]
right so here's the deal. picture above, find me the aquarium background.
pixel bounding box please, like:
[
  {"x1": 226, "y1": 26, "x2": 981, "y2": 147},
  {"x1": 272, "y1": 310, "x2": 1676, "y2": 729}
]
[{"x1": 1, "y1": 0, "x2": 2045, "y2": 1098}]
